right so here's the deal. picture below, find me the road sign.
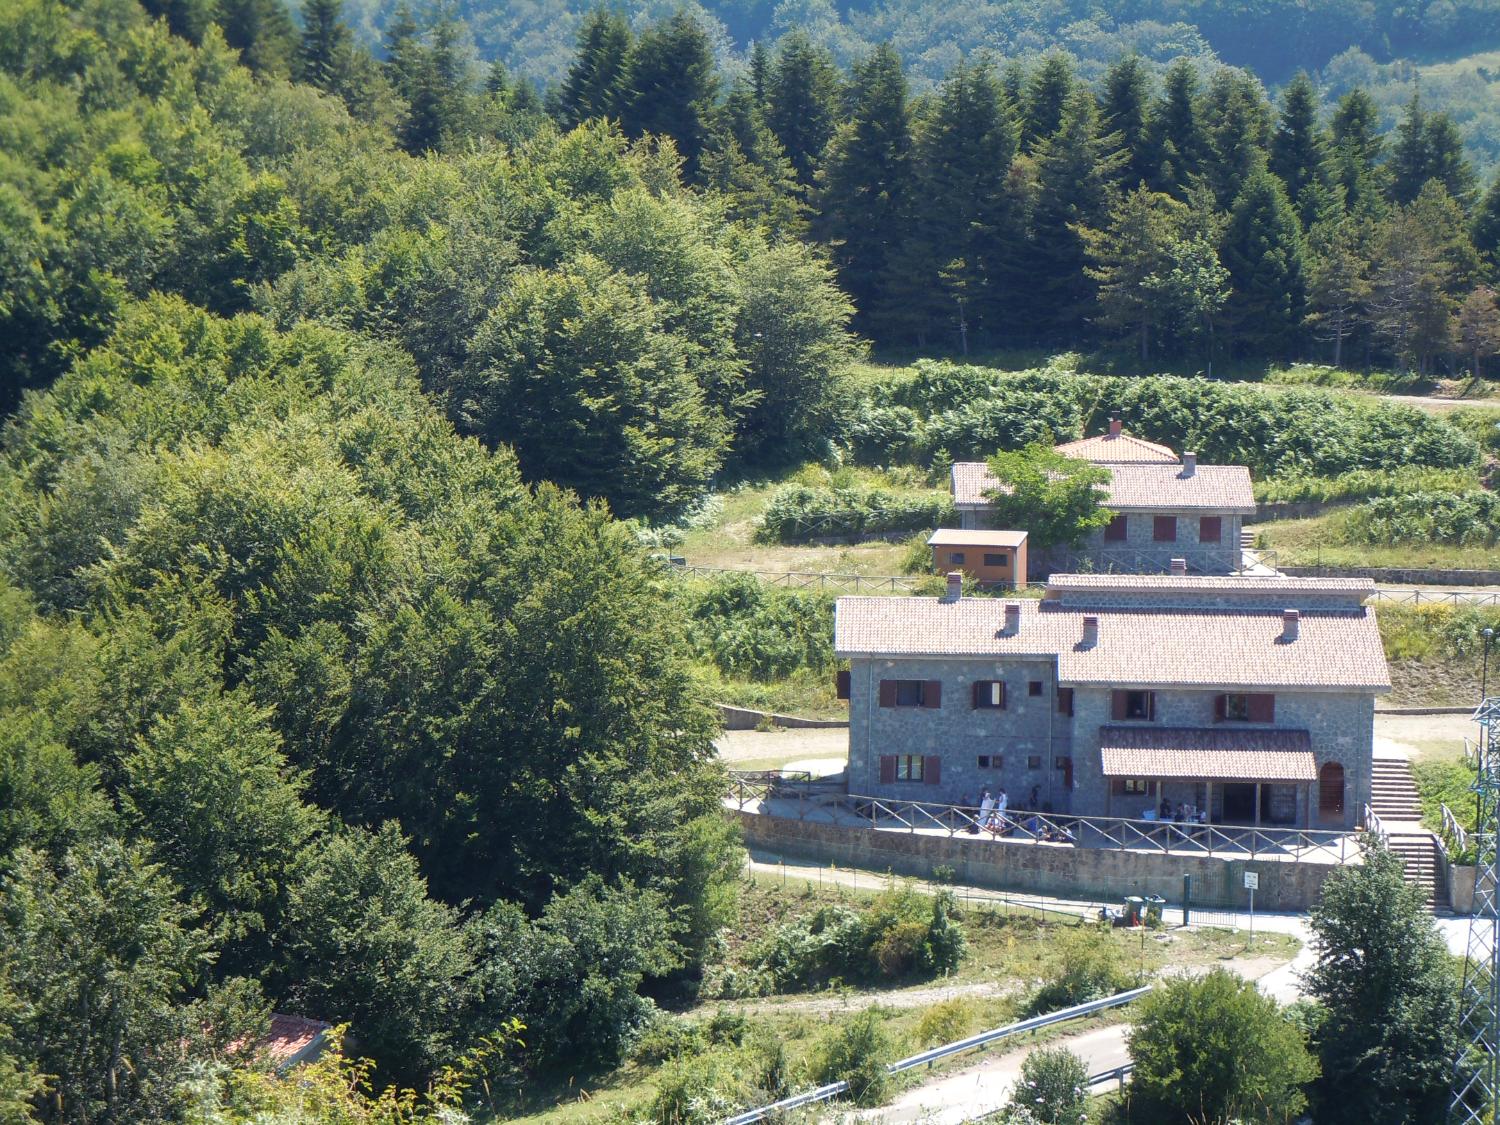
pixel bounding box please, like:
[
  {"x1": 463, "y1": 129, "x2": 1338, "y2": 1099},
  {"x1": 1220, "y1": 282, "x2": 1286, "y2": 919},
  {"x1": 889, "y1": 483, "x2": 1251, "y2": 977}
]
[{"x1": 1243, "y1": 871, "x2": 1259, "y2": 890}]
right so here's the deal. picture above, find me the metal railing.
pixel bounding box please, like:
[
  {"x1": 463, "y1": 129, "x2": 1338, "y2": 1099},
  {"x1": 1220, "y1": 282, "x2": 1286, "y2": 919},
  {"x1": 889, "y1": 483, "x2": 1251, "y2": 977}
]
[
  {"x1": 1442, "y1": 802, "x2": 1470, "y2": 858},
  {"x1": 730, "y1": 781, "x2": 1358, "y2": 862},
  {"x1": 1368, "y1": 589, "x2": 1500, "y2": 607},
  {"x1": 722, "y1": 987, "x2": 1151, "y2": 1125},
  {"x1": 1365, "y1": 803, "x2": 1387, "y2": 842}
]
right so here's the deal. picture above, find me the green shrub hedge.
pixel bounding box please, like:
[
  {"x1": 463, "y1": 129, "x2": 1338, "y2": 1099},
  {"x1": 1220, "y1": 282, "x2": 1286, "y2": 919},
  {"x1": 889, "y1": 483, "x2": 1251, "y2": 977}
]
[
  {"x1": 757, "y1": 484, "x2": 954, "y2": 543},
  {"x1": 1253, "y1": 467, "x2": 1481, "y2": 504},
  {"x1": 1341, "y1": 491, "x2": 1499, "y2": 547},
  {"x1": 679, "y1": 574, "x2": 833, "y2": 682}
]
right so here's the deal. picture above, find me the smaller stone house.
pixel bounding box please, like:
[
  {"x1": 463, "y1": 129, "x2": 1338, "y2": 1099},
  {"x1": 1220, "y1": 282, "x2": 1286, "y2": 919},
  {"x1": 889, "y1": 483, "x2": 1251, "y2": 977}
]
[
  {"x1": 927, "y1": 528, "x2": 1028, "y2": 587},
  {"x1": 949, "y1": 421, "x2": 1254, "y2": 575},
  {"x1": 834, "y1": 573, "x2": 1390, "y2": 831}
]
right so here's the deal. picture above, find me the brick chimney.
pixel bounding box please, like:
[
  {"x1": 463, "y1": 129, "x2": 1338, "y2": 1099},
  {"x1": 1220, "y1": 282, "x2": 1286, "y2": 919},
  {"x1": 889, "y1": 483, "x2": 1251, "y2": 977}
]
[
  {"x1": 1170, "y1": 558, "x2": 1187, "y2": 576},
  {"x1": 1282, "y1": 608, "x2": 1300, "y2": 641},
  {"x1": 1081, "y1": 614, "x2": 1099, "y2": 647},
  {"x1": 1109, "y1": 416, "x2": 1122, "y2": 438},
  {"x1": 1182, "y1": 451, "x2": 1197, "y2": 477},
  {"x1": 1004, "y1": 601, "x2": 1021, "y2": 633},
  {"x1": 944, "y1": 571, "x2": 963, "y2": 602}
]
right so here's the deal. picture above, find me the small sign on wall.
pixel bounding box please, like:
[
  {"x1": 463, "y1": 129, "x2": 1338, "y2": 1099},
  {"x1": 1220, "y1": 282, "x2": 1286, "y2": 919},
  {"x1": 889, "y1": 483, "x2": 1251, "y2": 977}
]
[{"x1": 1244, "y1": 871, "x2": 1259, "y2": 890}]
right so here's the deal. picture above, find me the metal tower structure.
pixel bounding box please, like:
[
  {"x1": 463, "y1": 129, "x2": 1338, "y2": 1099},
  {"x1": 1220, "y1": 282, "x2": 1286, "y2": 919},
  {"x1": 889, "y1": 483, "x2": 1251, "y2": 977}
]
[{"x1": 1452, "y1": 691, "x2": 1500, "y2": 1124}]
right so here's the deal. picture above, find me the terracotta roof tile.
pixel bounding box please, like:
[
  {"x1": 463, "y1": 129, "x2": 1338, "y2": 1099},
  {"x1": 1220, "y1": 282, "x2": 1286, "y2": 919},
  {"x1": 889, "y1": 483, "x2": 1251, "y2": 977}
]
[
  {"x1": 1099, "y1": 727, "x2": 1317, "y2": 781},
  {"x1": 833, "y1": 596, "x2": 1390, "y2": 692},
  {"x1": 927, "y1": 529, "x2": 1028, "y2": 547},
  {"x1": 1054, "y1": 431, "x2": 1179, "y2": 463},
  {"x1": 950, "y1": 461, "x2": 1255, "y2": 513}
]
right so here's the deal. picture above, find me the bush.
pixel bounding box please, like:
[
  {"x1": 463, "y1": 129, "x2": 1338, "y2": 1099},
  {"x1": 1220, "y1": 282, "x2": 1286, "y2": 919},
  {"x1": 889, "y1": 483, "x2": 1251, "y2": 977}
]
[
  {"x1": 1253, "y1": 466, "x2": 1480, "y2": 504},
  {"x1": 757, "y1": 484, "x2": 954, "y2": 544},
  {"x1": 914, "y1": 997, "x2": 973, "y2": 1047},
  {"x1": 1027, "y1": 925, "x2": 1134, "y2": 1015},
  {"x1": 1412, "y1": 757, "x2": 1480, "y2": 842},
  {"x1": 631, "y1": 1015, "x2": 707, "y2": 1065},
  {"x1": 1341, "y1": 491, "x2": 1499, "y2": 548},
  {"x1": 681, "y1": 574, "x2": 834, "y2": 681},
  {"x1": 814, "y1": 1009, "x2": 891, "y2": 1106},
  {"x1": 650, "y1": 1052, "x2": 749, "y2": 1125},
  {"x1": 1010, "y1": 1046, "x2": 1089, "y2": 1125}
]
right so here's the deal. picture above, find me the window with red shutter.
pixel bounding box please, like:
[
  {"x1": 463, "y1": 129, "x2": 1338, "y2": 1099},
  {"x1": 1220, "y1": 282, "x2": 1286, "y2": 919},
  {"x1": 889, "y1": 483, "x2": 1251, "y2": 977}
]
[
  {"x1": 922, "y1": 680, "x2": 942, "y2": 708},
  {"x1": 1200, "y1": 516, "x2": 1222, "y2": 543},
  {"x1": 879, "y1": 680, "x2": 897, "y2": 707},
  {"x1": 1104, "y1": 514, "x2": 1128, "y2": 542},
  {"x1": 1153, "y1": 516, "x2": 1177, "y2": 542},
  {"x1": 836, "y1": 670, "x2": 851, "y2": 700},
  {"x1": 1248, "y1": 693, "x2": 1275, "y2": 722},
  {"x1": 924, "y1": 756, "x2": 941, "y2": 785},
  {"x1": 1111, "y1": 690, "x2": 1128, "y2": 720},
  {"x1": 880, "y1": 755, "x2": 897, "y2": 784}
]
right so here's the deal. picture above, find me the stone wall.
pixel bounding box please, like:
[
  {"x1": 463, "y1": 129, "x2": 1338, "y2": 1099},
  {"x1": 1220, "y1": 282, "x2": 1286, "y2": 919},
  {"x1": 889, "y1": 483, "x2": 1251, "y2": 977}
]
[
  {"x1": 736, "y1": 810, "x2": 1343, "y2": 910},
  {"x1": 718, "y1": 704, "x2": 848, "y2": 730},
  {"x1": 1039, "y1": 511, "x2": 1244, "y2": 576},
  {"x1": 1280, "y1": 564, "x2": 1500, "y2": 587}
]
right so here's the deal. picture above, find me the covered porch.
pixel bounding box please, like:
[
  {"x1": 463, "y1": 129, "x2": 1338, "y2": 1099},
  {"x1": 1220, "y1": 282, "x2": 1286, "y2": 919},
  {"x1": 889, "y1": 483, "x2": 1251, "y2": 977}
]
[{"x1": 1099, "y1": 726, "x2": 1324, "y2": 830}]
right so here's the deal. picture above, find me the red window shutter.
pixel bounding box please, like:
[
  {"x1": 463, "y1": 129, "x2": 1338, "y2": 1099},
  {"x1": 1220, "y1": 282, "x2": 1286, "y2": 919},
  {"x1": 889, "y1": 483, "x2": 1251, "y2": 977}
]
[
  {"x1": 924, "y1": 756, "x2": 941, "y2": 785},
  {"x1": 923, "y1": 680, "x2": 942, "y2": 708},
  {"x1": 1058, "y1": 687, "x2": 1074, "y2": 716},
  {"x1": 1147, "y1": 692, "x2": 1157, "y2": 720},
  {"x1": 879, "y1": 680, "x2": 897, "y2": 708},
  {"x1": 972, "y1": 681, "x2": 984, "y2": 709},
  {"x1": 1111, "y1": 690, "x2": 1128, "y2": 721},
  {"x1": 880, "y1": 755, "x2": 897, "y2": 784},
  {"x1": 1200, "y1": 516, "x2": 1222, "y2": 543},
  {"x1": 836, "y1": 670, "x2": 851, "y2": 700},
  {"x1": 1153, "y1": 516, "x2": 1177, "y2": 542},
  {"x1": 1104, "y1": 514, "x2": 1128, "y2": 542},
  {"x1": 1249, "y1": 693, "x2": 1275, "y2": 722},
  {"x1": 1213, "y1": 694, "x2": 1227, "y2": 722}
]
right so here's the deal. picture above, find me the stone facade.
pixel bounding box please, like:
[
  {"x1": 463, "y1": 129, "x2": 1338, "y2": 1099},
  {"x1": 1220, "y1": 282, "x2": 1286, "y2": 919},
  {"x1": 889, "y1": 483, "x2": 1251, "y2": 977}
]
[
  {"x1": 847, "y1": 655, "x2": 1372, "y2": 831},
  {"x1": 957, "y1": 507, "x2": 1245, "y2": 575}
]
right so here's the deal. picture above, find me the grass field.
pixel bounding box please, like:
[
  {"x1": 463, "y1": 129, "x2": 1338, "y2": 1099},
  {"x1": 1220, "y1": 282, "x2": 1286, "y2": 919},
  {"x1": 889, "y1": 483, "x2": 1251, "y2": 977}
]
[
  {"x1": 499, "y1": 875, "x2": 1297, "y2": 1124},
  {"x1": 1254, "y1": 512, "x2": 1500, "y2": 572}
]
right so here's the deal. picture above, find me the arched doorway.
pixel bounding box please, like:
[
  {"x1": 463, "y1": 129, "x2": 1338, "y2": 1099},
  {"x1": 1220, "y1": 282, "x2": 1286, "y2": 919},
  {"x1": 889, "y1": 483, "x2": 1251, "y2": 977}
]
[{"x1": 1319, "y1": 762, "x2": 1345, "y2": 825}]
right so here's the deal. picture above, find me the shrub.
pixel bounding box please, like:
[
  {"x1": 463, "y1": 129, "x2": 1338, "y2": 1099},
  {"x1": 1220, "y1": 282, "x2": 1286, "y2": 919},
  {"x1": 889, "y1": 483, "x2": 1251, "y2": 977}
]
[
  {"x1": 631, "y1": 1015, "x2": 706, "y2": 1065},
  {"x1": 1027, "y1": 925, "x2": 1133, "y2": 1015},
  {"x1": 649, "y1": 1052, "x2": 748, "y2": 1125},
  {"x1": 1253, "y1": 466, "x2": 1481, "y2": 504},
  {"x1": 681, "y1": 574, "x2": 834, "y2": 681},
  {"x1": 1341, "y1": 490, "x2": 1499, "y2": 547},
  {"x1": 757, "y1": 484, "x2": 954, "y2": 543},
  {"x1": 1010, "y1": 1047, "x2": 1089, "y2": 1125},
  {"x1": 814, "y1": 1009, "x2": 891, "y2": 1106},
  {"x1": 872, "y1": 919, "x2": 931, "y2": 976},
  {"x1": 914, "y1": 997, "x2": 973, "y2": 1047}
]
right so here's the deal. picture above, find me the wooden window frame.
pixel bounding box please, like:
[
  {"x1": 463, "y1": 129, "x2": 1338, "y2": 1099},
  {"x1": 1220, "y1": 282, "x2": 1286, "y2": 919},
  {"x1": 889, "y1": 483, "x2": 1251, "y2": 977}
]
[
  {"x1": 983, "y1": 552, "x2": 1009, "y2": 567},
  {"x1": 1027, "y1": 755, "x2": 1042, "y2": 770},
  {"x1": 1112, "y1": 689, "x2": 1157, "y2": 721},
  {"x1": 973, "y1": 680, "x2": 1007, "y2": 710},
  {"x1": 882, "y1": 679, "x2": 942, "y2": 709},
  {"x1": 1028, "y1": 680, "x2": 1044, "y2": 697}
]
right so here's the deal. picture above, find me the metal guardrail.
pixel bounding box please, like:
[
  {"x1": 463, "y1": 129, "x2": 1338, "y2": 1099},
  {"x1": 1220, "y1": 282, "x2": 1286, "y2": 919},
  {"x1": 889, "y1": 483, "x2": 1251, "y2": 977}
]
[
  {"x1": 1365, "y1": 803, "x2": 1387, "y2": 842},
  {"x1": 729, "y1": 779, "x2": 1359, "y2": 862},
  {"x1": 1087, "y1": 1061, "x2": 1135, "y2": 1090},
  {"x1": 722, "y1": 987, "x2": 1152, "y2": 1125},
  {"x1": 1442, "y1": 802, "x2": 1470, "y2": 858},
  {"x1": 1368, "y1": 589, "x2": 1500, "y2": 607}
]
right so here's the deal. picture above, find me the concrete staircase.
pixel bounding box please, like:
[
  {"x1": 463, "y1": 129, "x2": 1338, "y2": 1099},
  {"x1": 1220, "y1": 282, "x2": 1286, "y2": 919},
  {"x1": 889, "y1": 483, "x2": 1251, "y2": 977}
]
[
  {"x1": 1240, "y1": 528, "x2": 1257, "y2": 550},
  {"x1": 1371, "y1": 756, "x2": 1450, "y2": 912}
]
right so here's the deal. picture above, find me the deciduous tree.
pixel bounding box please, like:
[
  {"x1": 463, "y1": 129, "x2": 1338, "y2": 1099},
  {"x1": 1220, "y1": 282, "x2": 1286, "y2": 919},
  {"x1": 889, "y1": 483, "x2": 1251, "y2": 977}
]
[{"x1": 982, "y1": 442, "x2": 1113, "y2": 549}]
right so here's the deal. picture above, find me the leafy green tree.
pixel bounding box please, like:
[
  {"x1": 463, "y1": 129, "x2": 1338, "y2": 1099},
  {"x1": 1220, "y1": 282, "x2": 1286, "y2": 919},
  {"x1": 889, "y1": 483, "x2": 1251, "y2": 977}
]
[
  {"x1": 1082, "y1": 185, "x2": 1227, "y2": 361},
  {"x1": 276, "y1": 823, "x2": 474, "y2": 1081},
  {"x1": 1143, "y1": 59, "x2": 1208, "y2": 198},
  {"x1": 731, "y1": 242, "x2": 857, "y2": 466},
  {"x1": 1020, "y1": 53, "x2": 1073, "y2": 151},
  {"x1": 1129, "y1": 968, "x2": 1317, "y2": 1123},
  {"x1": 982, "y1": 442, "x2": 1113, "y2": 549},
  {"x1": 1455, "y1": 286, "x2": 1500, "y2": 377},
  {"x1": 1270, "y1": 72, "x2": 1332, "y2": 229},
  {"x1": 1100, "y1": 54, "x2": 1153, "y2": 188},
  {"x1": 556, "y1": 8, "x2": 631, "y2": 128},
  {"x1": 1010, "y1": 1046, "x2": 1088, "y2": 1125},
  {"x1": 1025, "y1": 87, "x2": 1121, "y2": 337},
  {"x1": 1, "y1": 842, "x2": 266, "y2": 1125},
  {"x1": 816, "y1": 44, "x2": 913, "y2": 338},
  {"x1": 1473, "y1": 175, "x2": 1500, "y2": 284},
  {"x1": 120, "y1": 691, "x2": 325, "y2": 979},
  {"x1": 1304, "y1": 833, "x2": 1460, "y2": 1124},
  {"x1": 765, "y1": 30, "x2": 842, "y2": 188},
  {"x1": 1369, "y1": 183, "x2": 1476, "y2": 372},
  {"x1": 619, "y1": 11, "x2": 721, "y2": 180},
  {"x1": 1221, "y1": 164, "x2": 1306, "y2": 355},
  {"x1": 1305, "y1": 217, "x2": 1372, "y2": 367}
]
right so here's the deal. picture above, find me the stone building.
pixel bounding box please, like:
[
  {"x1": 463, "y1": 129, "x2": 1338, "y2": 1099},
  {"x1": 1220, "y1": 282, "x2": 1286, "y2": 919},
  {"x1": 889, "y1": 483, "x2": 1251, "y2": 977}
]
[
  {"x1": 833, "y1": 573, "x2": 1390, "y2": 831},
  {"x1": 949, "y1": 420, "x2": 1254, "y2": 575}
]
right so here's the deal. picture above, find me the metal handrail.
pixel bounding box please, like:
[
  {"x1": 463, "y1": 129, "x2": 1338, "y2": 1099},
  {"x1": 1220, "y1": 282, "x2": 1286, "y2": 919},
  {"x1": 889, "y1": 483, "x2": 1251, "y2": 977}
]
[
  {"x1": 730, "y1": 786, "x2": 1354, "y2": 861},
  {"x1": 1365, "y1": 803, "x2": 1387, "y2": 841},
  {"x1": 722, "y1": 987, "x2": 1151, "y2": 1125},
  {"x1": 1442, "y1": 802, "x2": 1470, "y2": 857}
]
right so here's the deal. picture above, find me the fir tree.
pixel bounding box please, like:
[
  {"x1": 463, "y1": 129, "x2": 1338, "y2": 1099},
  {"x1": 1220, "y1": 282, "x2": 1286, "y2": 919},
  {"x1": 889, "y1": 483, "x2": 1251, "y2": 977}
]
[
  {"x1": 218, "y1": 0, "x2": 296, "y2": 76},
  {"x1": 1026, "y1": 87, "x2": 1122, "y2": 339},
  {"x1": 1021, "y1": 53, "x2": 1074, "y2": 152},
  {"x1": 1474, "y1": 175, "x2": 1500, "y2": 284},
  {"x1": 748, "y1": 39, "x2": 770, "y2": 105},
  {"x1": 1390, "y1": 94, "x2": 1477, "y2": 206},
  {"x1": 383, "y1": 3, "x2": 422, "y2": 100},
  {"x1": 556, "y1": 8, "x2": 631, "y2": 128},
  {"x1": 1100, "y1": 55, "x2": 1153, "y2": 188},
  {"x1": 1330, "y1": 87, "x2": 1386, "y2": 214},
  {"x1": 1270, "y1": 72, "x2": 1332, "y2": 229},
  {"x1": 766, "y1": 31, "x2": 842, "y2": 188},
  {"x1": 1455, "y1": 286, "x2": 1500, "y2": 377},
  {"x1": 1202, "y1": 70, "x2": 1273, "y2": 210},
  {"x1": 1144, "y1": 59, "x2": 1208, "y2": 199},
  {"x1": 816, "y1": 44, "x2": 913, "y2": 337},
  {"x1": 298, "y1": 0, "x2": 351, "y2": 92},
  {"x1": 1220, "y1": 163, "x2": 1306, "y2": 355},
  {"x1": 619, "y1": 11, "x2": 721, "y2": 180},
  {"x1": 1305, "y1": 217, "x2": 1372, "y2": 367}
]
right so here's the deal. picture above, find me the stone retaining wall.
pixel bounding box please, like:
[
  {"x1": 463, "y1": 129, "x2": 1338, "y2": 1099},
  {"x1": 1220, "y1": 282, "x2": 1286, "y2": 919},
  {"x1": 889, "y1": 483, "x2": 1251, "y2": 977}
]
[
  {"x1": 717, "y1": 704, "x2": 849, "y2": 730},
  {"x1": 1281, "y1": 565, "x2": 1500, "y2": 586},
  {"x1": 736, "y1": 810, "x2": 1344, "y2": 911}
]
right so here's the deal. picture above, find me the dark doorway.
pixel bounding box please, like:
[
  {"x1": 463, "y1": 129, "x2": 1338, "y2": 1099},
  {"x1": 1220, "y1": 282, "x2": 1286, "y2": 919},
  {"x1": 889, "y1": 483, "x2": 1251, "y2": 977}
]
[
  {"x1": 1222, "y1": 783, "x2": 1256, "y2": 822},
  {"x1": 1319, "y1": 762, "x2": 1345, "y2": 822}
]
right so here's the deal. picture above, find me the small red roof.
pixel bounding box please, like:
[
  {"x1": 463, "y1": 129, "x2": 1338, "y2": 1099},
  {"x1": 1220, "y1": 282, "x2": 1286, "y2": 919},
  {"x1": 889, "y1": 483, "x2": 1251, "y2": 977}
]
[{"x1": 263, "y1": 1014, "x2": 332, "y2": 1065}]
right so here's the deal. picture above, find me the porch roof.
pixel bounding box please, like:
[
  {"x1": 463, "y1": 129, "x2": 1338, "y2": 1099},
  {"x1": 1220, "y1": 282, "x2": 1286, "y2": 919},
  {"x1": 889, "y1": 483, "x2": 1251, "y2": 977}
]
[{"x1": 1099, "y1": 726, "x2": 1317, "y2": 782}]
